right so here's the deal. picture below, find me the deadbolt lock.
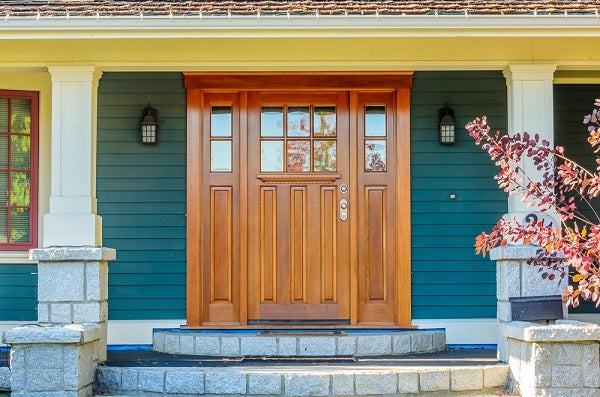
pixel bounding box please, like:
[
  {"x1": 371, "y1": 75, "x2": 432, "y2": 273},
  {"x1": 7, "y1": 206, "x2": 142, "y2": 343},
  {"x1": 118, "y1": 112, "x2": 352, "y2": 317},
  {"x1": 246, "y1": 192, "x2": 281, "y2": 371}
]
[{"x1": 339, "y1": 198, "x2": 348, "y2": 221}]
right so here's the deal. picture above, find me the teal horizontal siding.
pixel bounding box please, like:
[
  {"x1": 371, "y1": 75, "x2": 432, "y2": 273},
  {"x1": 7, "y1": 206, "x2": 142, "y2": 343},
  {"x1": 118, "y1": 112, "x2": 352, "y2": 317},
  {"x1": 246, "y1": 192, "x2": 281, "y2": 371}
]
[
  {"x1": 97, "y1": 72, "x2": 186, "y2": 320},
  {"x1": 554, "y1": 84, "x2": 600, "y2": 315},
  {"x1": 0, "y1": 264, "x2": 37, "y2": 321},
  {"x1": 411, "y1": 71, "x2": 507, "y2": 320}
]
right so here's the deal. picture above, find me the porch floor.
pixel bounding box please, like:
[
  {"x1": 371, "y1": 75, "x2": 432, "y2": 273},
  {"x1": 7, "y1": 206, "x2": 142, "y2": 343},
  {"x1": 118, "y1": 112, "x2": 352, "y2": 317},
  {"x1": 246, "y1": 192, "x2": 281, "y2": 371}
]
[{"x1": 103, "y1": 346, "x2": 499, "y2": 367}]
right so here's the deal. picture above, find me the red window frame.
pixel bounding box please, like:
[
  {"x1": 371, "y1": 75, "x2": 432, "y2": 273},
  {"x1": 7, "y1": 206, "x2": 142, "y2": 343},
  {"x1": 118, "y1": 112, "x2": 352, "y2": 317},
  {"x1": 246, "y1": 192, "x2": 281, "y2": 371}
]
[{"x1": 0, "y1": 90, "x2": 38, "y2": 251}]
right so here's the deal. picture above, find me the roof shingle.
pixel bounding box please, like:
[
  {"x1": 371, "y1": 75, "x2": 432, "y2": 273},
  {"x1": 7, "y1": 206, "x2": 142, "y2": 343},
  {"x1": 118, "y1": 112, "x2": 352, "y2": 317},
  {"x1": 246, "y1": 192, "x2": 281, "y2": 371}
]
[{"x1": 2, "y1": 1, "x2": 600, "y2": 18}]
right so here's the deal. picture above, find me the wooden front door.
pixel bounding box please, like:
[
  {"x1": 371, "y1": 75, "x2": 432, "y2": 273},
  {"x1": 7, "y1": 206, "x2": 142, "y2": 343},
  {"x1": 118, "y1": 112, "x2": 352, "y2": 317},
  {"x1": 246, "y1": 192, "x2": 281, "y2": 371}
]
[
  {"x1": 247, "y1": 92, "x2": 351, "y2": 323},
  {"x1": 185, "y1": 74, "x2": 412, "y2": 327}
]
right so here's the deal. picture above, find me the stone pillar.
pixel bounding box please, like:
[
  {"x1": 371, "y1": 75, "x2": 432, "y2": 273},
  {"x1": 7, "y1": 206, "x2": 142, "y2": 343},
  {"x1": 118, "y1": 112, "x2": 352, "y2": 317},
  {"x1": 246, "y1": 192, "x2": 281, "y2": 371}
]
[
  {"x1": 2, "y1": 247, "x2": 115, "y2": 397},
  {"x1": 500, "y1": 320, "x2": 600, "y2": 397},
  {"x1": 3, "y1": 324, "x2": 101, "y2": 397},
  {"x1": 32, "y1": 247, "x2": 114, "y2": 362},
  {"x1": 492, "y1": 246, "x2": 567, "y2": 362},
  {"x1": 43, "y1": 66, "x2": 103, "y2": 247}
]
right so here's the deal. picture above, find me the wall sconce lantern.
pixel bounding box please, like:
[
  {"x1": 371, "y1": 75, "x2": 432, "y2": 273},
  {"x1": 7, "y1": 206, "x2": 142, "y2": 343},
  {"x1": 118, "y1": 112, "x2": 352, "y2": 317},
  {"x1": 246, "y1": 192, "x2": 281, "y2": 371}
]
[
  {"x1": 438, "y1": 105, "x2": 456, "y2": 145},
  {"x1": 140, "y1": 104, "x2": 158, "y2": 144}
]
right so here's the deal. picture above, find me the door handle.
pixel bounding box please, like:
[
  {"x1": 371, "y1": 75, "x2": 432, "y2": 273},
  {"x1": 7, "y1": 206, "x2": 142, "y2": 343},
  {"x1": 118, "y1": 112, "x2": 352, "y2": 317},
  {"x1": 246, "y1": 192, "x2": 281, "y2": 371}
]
[{"x1": 339, "y1": 198, "x2": 348, "y2": 221}]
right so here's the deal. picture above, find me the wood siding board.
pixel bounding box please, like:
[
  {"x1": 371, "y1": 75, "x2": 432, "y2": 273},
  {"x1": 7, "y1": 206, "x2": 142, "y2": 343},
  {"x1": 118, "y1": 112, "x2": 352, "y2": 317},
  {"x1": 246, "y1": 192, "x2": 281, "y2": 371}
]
[
  {"x1": 0, "y1": 264, "x2": 37, "y2": 320},
  {"x1": 97, "y1": 72, "x2": 187, "y2": 320},
  {"x1": 554, "y1": 84, "x2": 600, "y2": 315},
  {"x1": 410, "y1": 71, "x2": 506, "y2": 320}
]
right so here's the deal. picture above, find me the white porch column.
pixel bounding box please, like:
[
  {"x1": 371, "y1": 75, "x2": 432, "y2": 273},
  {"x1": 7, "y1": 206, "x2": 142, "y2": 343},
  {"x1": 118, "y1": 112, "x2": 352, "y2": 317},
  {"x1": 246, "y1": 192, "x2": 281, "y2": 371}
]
[
  {"x1": 43, "y1": 66, "x2": 103, "y2": 247},
  {"x1": 494, "y1": 64, "x2": 567, "y2": 362},
  {"x1": 503, "y1": 64, "x2": 557, "y2": 215}
]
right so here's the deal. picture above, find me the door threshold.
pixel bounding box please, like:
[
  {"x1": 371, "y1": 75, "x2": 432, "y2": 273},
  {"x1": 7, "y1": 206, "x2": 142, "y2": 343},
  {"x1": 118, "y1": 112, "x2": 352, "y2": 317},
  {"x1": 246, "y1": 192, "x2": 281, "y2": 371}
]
[{"x1": 248, "y1": 319, "x2": 350, "y2": 326}]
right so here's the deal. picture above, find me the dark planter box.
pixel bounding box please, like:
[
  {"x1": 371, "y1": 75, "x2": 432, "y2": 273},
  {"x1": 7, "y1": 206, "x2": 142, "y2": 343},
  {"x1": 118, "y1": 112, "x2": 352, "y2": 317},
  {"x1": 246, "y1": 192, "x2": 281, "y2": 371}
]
[{"x1": 509, "y1": 295, "x2": 564, "y2": 321}]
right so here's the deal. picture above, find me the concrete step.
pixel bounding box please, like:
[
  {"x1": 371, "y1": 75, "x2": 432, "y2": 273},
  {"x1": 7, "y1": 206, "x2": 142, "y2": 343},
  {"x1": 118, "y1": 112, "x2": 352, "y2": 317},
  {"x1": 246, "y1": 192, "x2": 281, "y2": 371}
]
[
  {"x1": 153, "y1": 329, "x2": 447, "y2": 357},
  {"x1": 96, "y1": 362, "x2": 509, "y2": 396},
  {"x1": 95, "y1": 348, "x2": 510, "y2": 396}
]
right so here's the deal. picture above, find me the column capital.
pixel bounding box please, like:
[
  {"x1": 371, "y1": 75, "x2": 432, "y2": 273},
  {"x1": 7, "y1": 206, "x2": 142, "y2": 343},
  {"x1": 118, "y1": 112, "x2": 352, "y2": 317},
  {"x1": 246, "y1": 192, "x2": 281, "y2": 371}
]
[
  {"x1": 503, "y1": 64, "x2": 557, "y2": 83},
  {"x1": 30, "y1": 246, "x2": 116, "y2": 262},
  {"x1": 47, "y1": 65, "x2": 102, "y2": 83}
]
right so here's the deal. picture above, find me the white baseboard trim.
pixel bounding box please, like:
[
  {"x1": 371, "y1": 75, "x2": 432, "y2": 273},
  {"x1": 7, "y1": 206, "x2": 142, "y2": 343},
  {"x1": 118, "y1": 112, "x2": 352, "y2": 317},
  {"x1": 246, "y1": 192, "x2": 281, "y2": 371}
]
[
  {"x1": 569, "y1": 313, "x2": 600, "y2": 324},
  {"x1": 412, "y1": 318, "x2": 497, "y2": 345},
  {"x1": 2, "y1": 318, "x2": 505, "y2": 347},
  {"x1": 108, "y1": 318, "x2": 500, "y2": 346},
  {"x1": 107, "y1": 319, "x2": 186, "y2": 345}
]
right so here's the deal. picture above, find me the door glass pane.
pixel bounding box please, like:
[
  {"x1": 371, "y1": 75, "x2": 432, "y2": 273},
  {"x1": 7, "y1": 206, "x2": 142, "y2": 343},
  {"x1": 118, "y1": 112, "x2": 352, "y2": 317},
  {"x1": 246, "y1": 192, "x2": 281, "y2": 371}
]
[
  {"x1": 11, "y1": 99, "x2": 31, "y2": 134},
  {"x1": 11, "y1": 135, "x2": 30, "y2": 169},
  {"x1": 314, "y1": 140, "x2": 337, "y2": 172},
  {"x1": 10, "y1": 208, "x2": 29, "y2": 243},
  {"x1": 287, "y1": 107, "x2": 310, "y2": 137},
  {"x1": 211, "y1": 141, "x2": 232, "y2": 172},
  {"x1": 0, "y1": 99, "x2": 8, "y2": 133},
  {"x1": 365, "y1": 106, "x2": 386, "y2": 137},
  {"x1": 211, "y1": 106, "x2": 232, "y2": 137},
  {"x1": 0, "y1": 172, "x2": 7, "y2": 205},
  {"x1": 0, "y1": 136, "x2": 7, "y2": 169},
  {"x1": 261, "y1": 140, "x2": 284, "y2": 172},
  {"x1": 261, "y1": 107, "x2": 284, "y2": 137},
  {"x1": 0, "y1": 208, "x2": 7, "y2": 243},
  {"x1": 314, "y1": 107, "x2": 336, "y2": 137},
  {"x1": 10, "y1": 172, "x2": 30, "y2": 206},
  {"x1": 287, "y1": 140, "x2": 311, "y2": 172},
  {"x1": 365, "y1": 140, "x2": 387, "y2": 172}
]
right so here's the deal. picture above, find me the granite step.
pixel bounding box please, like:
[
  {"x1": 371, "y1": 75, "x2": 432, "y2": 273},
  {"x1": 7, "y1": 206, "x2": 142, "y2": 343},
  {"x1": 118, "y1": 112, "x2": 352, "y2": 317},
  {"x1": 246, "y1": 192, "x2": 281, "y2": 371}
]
[
  {"x1": 0, "y1": 366, "x2": 8, "y2": 392},
  {"x1": 95, "y1": 349, "x2": 510, "y2": 396},
  {"x1": 153, "y1": 329, "x2": 447, "y2": 357}
]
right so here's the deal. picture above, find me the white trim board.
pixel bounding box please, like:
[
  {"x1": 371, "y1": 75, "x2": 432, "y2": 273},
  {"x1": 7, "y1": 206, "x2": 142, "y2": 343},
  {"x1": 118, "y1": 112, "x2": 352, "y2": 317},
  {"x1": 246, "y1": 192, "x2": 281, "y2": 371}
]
[
  {"x1": 5, "y1": 317, "x2": 596, "y2": 347},
  {"x1": 1, "y1": 319, "x2": 497, "y2": 347},
  {"x1": 411, "y1": 319, "x2": 497, "y2": 345}
]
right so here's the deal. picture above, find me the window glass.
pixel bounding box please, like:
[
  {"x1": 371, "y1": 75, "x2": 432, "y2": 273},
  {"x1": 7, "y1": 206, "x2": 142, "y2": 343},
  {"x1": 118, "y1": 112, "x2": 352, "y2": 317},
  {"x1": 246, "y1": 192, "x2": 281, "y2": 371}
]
[
  {"x1": 0, "y1": 93, "x2": 37, "y2": 249},
  {"x1": 287, "y1": 107, "x2": 310, "y2": 137},
  {"x1": 211, "y1": 106, "x2": 232, "y2": 137},
  {"x1": 261, "y1": 107, "x2": 284, "y2": 137},
  {"x1": 210, "y1": 141, "x2": 232, "y2": 172},
  {"x1": 314, "y1": 140, "x2": 337, "y2": 172},
  {"x1": 261, "y1": 141, "x2": 284, "y2": 172},
  {"x1": 287, "y1": 140, "x2": 311, "y2": 172},
  {"x1": 365, "y1": 106, "x2": 386, "y2": 137},
  {"x1": 314, "y1": 107, "x2": 336, "y2": 137},
  {"x1": 365, "y1": 140, "x2": 387, "y2": 172},
  {"x1": 0, "y1": 99, "x2": 8, "y2": 132}
]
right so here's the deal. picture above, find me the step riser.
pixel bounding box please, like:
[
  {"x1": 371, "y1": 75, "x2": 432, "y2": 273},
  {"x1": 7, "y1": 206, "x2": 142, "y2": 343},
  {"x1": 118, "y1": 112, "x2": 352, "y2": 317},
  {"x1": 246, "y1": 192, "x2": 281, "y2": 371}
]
[
  {"x1": 96, "y1": 365, "x2": 509, "y2": 396},
  {"x1": 154, "y1": 330, "x2": 446, "y2": 357}
]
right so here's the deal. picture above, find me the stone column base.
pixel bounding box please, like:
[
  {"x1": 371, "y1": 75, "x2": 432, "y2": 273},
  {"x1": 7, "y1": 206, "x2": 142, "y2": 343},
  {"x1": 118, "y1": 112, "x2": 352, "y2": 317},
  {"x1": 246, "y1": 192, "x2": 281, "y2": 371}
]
[
  {"x1": 500, "y1": 320, "x2": 600, "y2": 397},
  {"x1": 3, "y1": 323, "x2": 101, "y2": 397},
  {"x1": 491, "y1": 245, "x2": 567, "y2": 362}
]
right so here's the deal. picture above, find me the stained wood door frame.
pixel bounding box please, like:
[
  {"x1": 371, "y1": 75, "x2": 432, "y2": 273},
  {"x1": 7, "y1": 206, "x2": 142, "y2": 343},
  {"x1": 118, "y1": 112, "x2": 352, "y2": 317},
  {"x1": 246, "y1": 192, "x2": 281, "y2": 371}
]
[{"x1": 184, "y1": 73, "x2": 413, "y2": 328}]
